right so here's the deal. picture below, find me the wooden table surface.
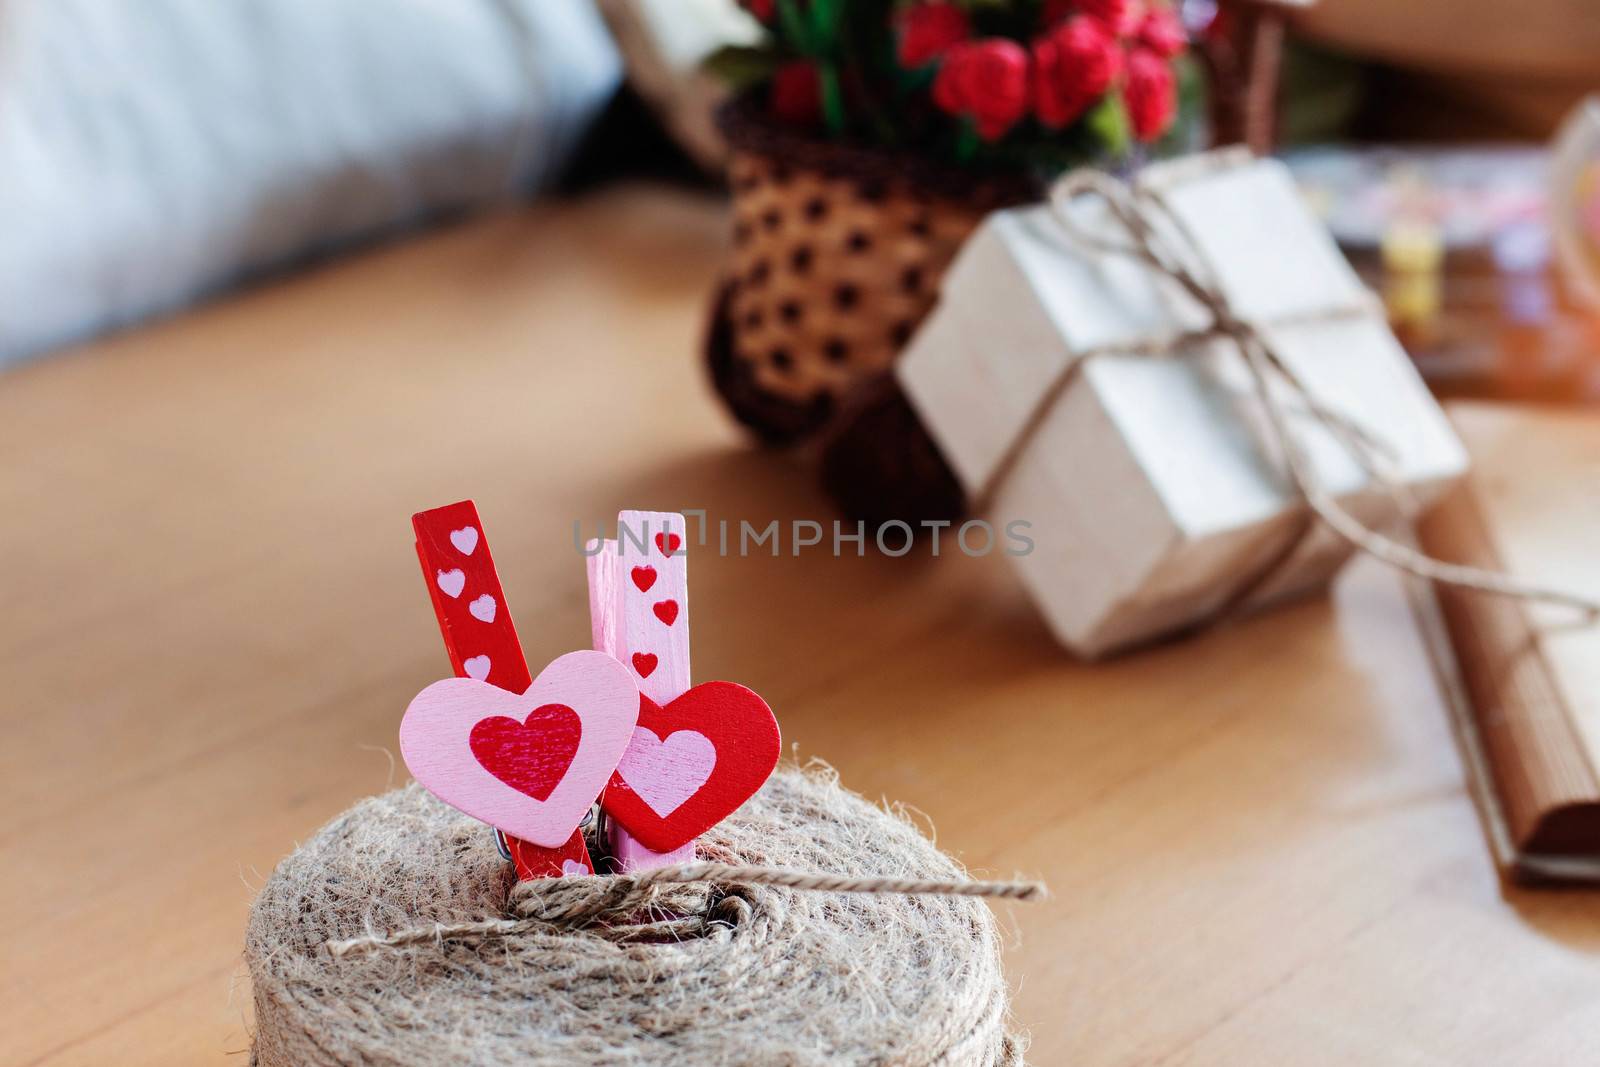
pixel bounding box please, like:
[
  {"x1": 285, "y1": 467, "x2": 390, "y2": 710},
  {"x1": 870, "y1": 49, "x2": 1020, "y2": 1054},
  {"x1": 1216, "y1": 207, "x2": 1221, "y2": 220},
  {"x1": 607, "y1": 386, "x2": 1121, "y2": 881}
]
[{"x1": 3, "y1": 183, "x2": 1597, "y2": 1066}]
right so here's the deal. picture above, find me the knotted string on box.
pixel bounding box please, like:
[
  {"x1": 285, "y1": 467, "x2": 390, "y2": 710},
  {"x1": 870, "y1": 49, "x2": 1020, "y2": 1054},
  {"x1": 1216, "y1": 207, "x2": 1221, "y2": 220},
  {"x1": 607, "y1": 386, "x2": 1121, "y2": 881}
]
[{"x1": 975, "y1": 166, "x2": 1600, "y2": 619}]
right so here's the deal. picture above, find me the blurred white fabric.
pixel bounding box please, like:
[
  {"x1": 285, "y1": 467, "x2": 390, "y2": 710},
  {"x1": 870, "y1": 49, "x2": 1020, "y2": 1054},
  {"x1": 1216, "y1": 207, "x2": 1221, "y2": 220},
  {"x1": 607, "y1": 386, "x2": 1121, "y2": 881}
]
[
  {"x1": 597, "y1": 0, "x2": 758, "y2": 172},
  {"x1": 0, "y1": 0, "x2": 622, "y2": 366}
]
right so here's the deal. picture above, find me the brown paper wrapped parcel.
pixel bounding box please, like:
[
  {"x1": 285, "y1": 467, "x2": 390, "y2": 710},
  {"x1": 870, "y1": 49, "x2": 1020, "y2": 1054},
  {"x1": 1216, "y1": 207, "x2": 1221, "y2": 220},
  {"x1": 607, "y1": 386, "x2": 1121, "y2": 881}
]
[{"x1": 897, "y1": 150, "x2": 1469, "y2": 657}]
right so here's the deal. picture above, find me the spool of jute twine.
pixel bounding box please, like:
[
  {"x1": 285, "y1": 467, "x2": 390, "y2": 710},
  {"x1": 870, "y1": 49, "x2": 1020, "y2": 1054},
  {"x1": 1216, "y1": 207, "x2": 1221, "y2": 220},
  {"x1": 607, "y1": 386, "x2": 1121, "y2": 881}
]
[{"x1": 246, "y1": 765, "x2": 1041, "y2": 1066}]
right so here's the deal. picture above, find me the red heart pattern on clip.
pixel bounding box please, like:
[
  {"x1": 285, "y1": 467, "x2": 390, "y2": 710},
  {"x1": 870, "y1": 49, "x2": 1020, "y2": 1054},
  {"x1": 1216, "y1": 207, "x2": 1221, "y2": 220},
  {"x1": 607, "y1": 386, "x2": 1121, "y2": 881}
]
[
  {"x1": 626, "y1": 530, "x2": 681, "y2": 683},
  {"x1": 601, "y1": 681, "x2": 781, "y2": 853},
  {"x1": 508, "y1": 834, "x2": 593, "y2": 878},
  {"x1": 413, "y1": 501, "x2": 601, "y2": 881},
  {"x1": 413, "y1": 504, "x2": 530, "y2": 696}
]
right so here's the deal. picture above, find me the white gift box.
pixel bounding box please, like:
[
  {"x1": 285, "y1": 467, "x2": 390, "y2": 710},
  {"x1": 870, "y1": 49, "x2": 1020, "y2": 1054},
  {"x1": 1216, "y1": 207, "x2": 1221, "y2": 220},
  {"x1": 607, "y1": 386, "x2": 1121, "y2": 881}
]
[{"x1": 897, "y1": 150, "x2": 1470, "y2": 658}]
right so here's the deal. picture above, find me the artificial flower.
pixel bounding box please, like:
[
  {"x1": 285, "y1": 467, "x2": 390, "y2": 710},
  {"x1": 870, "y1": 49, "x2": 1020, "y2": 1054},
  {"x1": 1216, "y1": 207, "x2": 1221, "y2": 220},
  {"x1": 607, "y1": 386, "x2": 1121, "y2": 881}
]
[
  {"x1": 770, "y1": 60, "x2": 822, "y2": 126},
  {"x1": 1125, "y1": 47, "x2": 1177, "y2": 141},
  {"x1": 933, "y1": 39, "x2": 1031, "y2": 141},
  {"x1": 897, "y1": 2, "x2": 970, "y2": 67},
  {"x1": 1135, "y1": 6, "x2": 1187, "y2": 58},
  {"x1": 1033, "y1": 16, "x2": 1122, "y2": 128}
]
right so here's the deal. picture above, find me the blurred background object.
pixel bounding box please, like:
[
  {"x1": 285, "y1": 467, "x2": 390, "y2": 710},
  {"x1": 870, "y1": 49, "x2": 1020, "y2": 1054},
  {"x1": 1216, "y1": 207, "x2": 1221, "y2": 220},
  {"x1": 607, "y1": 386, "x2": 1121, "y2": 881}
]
[
  {"x1": 698, "y1": 0, "x2": 1199, "y2": 445},
  {"x1": 706, "y1": 100, "x2": 1038, "y2": 444},
  {"x1": 1188, "y1": 0, "x2": 1308, "y2": 154},
  {"x1": 0, "y1": 0, "x2": 1594, "y2": 403},
  {"x1": 596, "y1": 0, "x2": 760, "y2": 174},
  {"x1": 1285, "y1": 134, "x2": 1600, "y2": 403},
  {"x1": 0, "y1": 0, "x2": 621, "y2": 368},
  {"x1": 1289, "y1": 0, "x2": 1600, "y2": 139},
  {"x1": 1550, "y1": 97, "x2": 1600, "y2": 312}
]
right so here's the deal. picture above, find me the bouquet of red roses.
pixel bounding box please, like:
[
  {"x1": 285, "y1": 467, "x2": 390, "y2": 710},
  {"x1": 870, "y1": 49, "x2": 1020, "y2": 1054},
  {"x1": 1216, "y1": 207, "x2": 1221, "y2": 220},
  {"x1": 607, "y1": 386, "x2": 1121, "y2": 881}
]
[{"x1": 714, "y1": 0, "x2": 1192, "y2": 170}]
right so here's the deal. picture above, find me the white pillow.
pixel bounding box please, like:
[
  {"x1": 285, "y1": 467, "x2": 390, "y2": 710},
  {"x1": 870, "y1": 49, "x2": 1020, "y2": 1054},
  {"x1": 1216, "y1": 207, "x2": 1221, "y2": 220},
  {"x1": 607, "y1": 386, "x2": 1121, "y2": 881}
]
[{"x1": 0, "y1": 0, "x2": 621, "y2": 366}]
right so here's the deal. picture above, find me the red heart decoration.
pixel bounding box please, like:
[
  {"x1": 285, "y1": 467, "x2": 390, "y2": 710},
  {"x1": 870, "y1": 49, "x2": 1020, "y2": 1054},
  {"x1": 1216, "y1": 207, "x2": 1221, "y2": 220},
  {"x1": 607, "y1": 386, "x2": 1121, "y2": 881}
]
[
  {"x1": 655, "y1": 532, "x2": 682, "y2": 556},
  {"x1": 602, "y1": 681, "x2": 780, "y2": 853},
  {"x1": 632, "y1": 652, "x2": 658, "y2": 678},
  {"x1": 653, "y1": 599, "x2": 679, "y2": 626},
  {"x1": 468, "y1": 703, "x2": 581, "y2": 802},
  {"x1": 630, "y1": 565, "x2": 657, "y2": 592}
]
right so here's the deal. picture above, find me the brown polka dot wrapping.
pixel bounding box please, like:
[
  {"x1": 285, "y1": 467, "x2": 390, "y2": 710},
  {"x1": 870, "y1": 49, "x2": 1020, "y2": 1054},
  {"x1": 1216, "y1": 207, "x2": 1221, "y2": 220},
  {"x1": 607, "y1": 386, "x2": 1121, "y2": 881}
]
[{"x1": 707, "y1": 98, "x2": 1038, "y2": 445}]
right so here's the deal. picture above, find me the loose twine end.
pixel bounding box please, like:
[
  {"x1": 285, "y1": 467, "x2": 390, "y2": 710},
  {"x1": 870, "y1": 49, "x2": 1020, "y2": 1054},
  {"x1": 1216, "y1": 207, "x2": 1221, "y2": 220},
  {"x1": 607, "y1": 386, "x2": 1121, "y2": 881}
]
[{"x1": 325, "y1": 863, "x2": 1046, "y2": 957}]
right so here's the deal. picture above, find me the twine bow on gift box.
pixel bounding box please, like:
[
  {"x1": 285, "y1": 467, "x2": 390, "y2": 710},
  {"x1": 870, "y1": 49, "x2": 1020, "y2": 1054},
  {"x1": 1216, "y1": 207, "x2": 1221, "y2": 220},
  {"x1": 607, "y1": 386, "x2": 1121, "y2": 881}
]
[{"x1": 977, "y1": 163, "x2": 1600, "y2": 620}]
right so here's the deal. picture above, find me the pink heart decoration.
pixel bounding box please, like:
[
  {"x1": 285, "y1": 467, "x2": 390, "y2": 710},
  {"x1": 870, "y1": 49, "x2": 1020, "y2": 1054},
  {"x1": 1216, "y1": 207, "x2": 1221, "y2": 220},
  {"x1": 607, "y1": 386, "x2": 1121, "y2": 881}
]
[{"x1": 400, "y1": 650, "x2": 640, "y2": 847}]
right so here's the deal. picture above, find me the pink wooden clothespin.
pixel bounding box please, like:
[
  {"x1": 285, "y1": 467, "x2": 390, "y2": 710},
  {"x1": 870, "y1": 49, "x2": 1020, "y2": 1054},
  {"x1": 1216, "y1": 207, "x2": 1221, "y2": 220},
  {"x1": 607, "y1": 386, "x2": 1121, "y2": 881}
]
[
  {"x1": 413, "y1": 501, "x2": 594, "y2": 878},
  {"x1": 589, "y1": 510, "x2": 780, "y2": 871}
]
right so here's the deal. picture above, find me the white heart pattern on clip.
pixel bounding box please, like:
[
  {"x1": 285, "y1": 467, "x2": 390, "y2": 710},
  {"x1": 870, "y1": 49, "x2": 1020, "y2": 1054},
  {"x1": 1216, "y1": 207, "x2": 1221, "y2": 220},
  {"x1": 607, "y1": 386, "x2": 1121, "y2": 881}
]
[
  {"x1": 450, "y1": 526, "x2": 479, "y2": 555},
  {"x1": 436, "y1": 569, "x2": 466, "y2": 598},
  {"x1": 469, "y1": 594, "x2": 497, "y2": 623}
]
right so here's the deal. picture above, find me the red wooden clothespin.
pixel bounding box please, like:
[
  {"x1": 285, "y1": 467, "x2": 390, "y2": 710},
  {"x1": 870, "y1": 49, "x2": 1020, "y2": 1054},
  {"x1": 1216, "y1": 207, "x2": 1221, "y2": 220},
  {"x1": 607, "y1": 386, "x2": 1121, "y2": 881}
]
[
  {"x1": 412, "y1": 501, "x2": 593, "y2": 878},
  {"x1": 588, "y1": 511, "x2": 780, "y2": 871}
]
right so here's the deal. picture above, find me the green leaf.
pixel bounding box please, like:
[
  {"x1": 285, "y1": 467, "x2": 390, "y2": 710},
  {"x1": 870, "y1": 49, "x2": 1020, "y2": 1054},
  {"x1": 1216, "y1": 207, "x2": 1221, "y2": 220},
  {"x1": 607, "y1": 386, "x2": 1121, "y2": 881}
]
[
  {"x1": 808, "y1": 0, "x2": 844, "y2": 51},
  {"x1": 955, "y1": 122, "x2": 980, "y2": 163},
  {"x1": 818, "y1": 62, "x2": 847, "y2": 136},
  {"x1": 1085, "y1": 94, "x2": 1131, "y2": 158},
  {"x1": 894, "y1": 62, "x2": 937, "y2": 94},
  {"x1": 1159, "y1": 53, "x2": 1207, "y2": 153},
  {"x1": 777, "y1": 0, "x2": 813, "y2": 53},
  {"x1": 702, "y1": 45, "x2": 780, "y2": 91}
]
